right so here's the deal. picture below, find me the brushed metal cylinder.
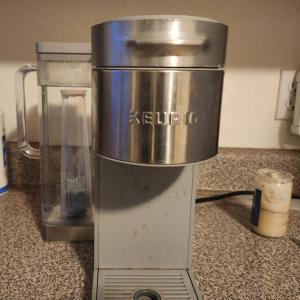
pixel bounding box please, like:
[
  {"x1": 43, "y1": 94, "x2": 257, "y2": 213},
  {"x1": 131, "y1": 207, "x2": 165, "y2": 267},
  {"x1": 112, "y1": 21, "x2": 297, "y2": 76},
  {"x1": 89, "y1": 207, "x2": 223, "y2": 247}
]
[
  {"x1": 93, "y1": 69, "x2": 224, "y2": 165},
  {"x1": 92, "y1": 15, "x2": 228, "y2": 68}
]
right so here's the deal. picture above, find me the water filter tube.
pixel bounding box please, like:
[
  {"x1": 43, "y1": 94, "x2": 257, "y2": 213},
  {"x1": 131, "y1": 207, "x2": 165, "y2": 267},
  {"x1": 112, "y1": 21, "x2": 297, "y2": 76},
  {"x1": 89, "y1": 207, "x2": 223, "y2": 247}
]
[
  {"x1": 60, "y1": 90, "x2": 92, "y2": 218},
  {"x1": 0, "y1": 112, "x2": 8, "y2": 195}
]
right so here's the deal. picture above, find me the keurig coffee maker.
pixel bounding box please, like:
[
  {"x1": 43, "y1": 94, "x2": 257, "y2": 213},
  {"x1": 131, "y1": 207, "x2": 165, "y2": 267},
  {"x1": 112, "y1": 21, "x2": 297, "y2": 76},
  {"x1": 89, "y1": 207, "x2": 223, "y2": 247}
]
[{"x1": 91, "y1": 15, "x2": 227, "y2": 300}]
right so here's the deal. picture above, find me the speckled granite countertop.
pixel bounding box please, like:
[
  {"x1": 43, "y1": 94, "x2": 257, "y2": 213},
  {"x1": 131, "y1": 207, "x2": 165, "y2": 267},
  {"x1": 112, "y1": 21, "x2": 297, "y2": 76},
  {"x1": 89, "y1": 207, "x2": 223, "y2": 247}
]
[{"x1": 1, "y1": 188, "x2": 300, "y2": 300}]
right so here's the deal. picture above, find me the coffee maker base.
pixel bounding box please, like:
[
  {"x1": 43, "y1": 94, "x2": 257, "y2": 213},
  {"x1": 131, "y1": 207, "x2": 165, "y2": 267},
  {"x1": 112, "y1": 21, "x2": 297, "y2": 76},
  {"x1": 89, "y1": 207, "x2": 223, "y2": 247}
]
[{"x1": 92, "y1": 269, "x2": 202, "y2": 300}]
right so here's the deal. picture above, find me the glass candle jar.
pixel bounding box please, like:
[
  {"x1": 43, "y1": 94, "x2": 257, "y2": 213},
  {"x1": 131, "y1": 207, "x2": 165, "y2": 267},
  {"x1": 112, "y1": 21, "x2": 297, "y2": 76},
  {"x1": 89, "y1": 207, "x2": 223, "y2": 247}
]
[{"x1": 251, "y1": 168, "x2": 293, "y2": 238}]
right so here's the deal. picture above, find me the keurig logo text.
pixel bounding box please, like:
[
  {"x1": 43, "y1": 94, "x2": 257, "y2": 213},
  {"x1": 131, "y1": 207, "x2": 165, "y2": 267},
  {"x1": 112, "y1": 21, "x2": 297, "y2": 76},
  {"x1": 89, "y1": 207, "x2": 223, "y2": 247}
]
[{"x1": 129, "y1": 111, "x2": 199, "y2": 126}]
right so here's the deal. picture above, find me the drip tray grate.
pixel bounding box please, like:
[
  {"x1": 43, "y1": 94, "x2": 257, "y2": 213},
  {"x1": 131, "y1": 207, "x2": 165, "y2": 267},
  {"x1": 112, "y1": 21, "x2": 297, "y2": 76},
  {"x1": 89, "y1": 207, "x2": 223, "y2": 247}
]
[{"x1": 97, "y1": 269, "x2": 200, "y2": 300}]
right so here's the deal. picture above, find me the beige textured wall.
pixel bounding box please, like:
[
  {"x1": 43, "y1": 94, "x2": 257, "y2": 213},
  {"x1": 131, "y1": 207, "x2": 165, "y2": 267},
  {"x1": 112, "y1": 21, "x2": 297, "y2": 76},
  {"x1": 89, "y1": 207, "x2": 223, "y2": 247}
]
[{"x1": 1, "y1": 0, "x2": 300, "y2": 148}]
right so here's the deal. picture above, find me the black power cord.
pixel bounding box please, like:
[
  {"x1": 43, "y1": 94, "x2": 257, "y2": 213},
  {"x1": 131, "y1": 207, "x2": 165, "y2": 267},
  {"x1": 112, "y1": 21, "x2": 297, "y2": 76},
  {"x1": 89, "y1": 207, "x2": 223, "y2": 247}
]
[{"x1": 196, "y1": 190, "x2": 300, "y2": 203}]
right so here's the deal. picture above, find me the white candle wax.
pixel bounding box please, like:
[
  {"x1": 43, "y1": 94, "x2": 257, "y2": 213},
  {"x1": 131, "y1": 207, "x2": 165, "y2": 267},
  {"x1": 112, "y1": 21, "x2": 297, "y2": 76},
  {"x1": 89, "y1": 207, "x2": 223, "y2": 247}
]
[{"x1": 251, "y1": 168, "x2": 293, "y2": 238}]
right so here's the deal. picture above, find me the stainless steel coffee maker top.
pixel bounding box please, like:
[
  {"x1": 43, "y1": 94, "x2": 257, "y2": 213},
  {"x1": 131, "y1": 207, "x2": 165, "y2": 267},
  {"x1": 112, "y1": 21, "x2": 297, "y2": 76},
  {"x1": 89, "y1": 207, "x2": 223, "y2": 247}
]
[
  {"x1": 92, "y1": 15, "x2": 228, "y2": 165},
  {"x1": 93, "y1": 69, "x2": 224, "y2": 165},
  {"x1": 92, "y1": 15, "x2": 228, "y2": 68}
]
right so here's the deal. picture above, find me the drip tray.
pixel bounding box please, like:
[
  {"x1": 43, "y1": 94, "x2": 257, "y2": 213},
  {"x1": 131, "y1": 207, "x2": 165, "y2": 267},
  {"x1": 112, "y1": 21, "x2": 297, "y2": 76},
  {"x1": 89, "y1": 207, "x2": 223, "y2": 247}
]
[{"x1": 94, "y1": 269, "x2": 201, "y2": 300}]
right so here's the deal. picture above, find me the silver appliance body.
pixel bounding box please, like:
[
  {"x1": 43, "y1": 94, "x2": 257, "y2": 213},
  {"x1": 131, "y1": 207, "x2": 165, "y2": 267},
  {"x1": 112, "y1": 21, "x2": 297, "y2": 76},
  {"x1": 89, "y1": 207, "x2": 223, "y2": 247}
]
[
  {"x1": 93, "y1": 158, "x2": 201, "y2": 299},
  {"x1": 92, "y1": 15, "x2": 227, "y2": 165},
  {"x1": 93, "y1": 69, "x2": 223, "y2": 165},
  {"x1": 92, "y1": 15, "x2": 227, "y2": 300}
]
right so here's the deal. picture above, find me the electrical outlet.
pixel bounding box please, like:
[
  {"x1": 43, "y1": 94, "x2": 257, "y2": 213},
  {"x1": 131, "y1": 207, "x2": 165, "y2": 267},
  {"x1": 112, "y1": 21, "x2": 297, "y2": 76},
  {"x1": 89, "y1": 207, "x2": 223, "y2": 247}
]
[{"x1": 275, "y1": 70, "x2": 297, "y2": 120}]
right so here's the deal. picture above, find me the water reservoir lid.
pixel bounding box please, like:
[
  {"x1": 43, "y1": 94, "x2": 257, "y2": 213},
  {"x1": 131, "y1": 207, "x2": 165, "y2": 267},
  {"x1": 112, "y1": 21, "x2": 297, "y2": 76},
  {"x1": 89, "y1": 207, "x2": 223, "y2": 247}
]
[
  {"x1": 92, "y1": 15, "x2": 228, "y2": 68},
  {"x1": 36, "y1": 42, "x2": 91, "y2": 54}
]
